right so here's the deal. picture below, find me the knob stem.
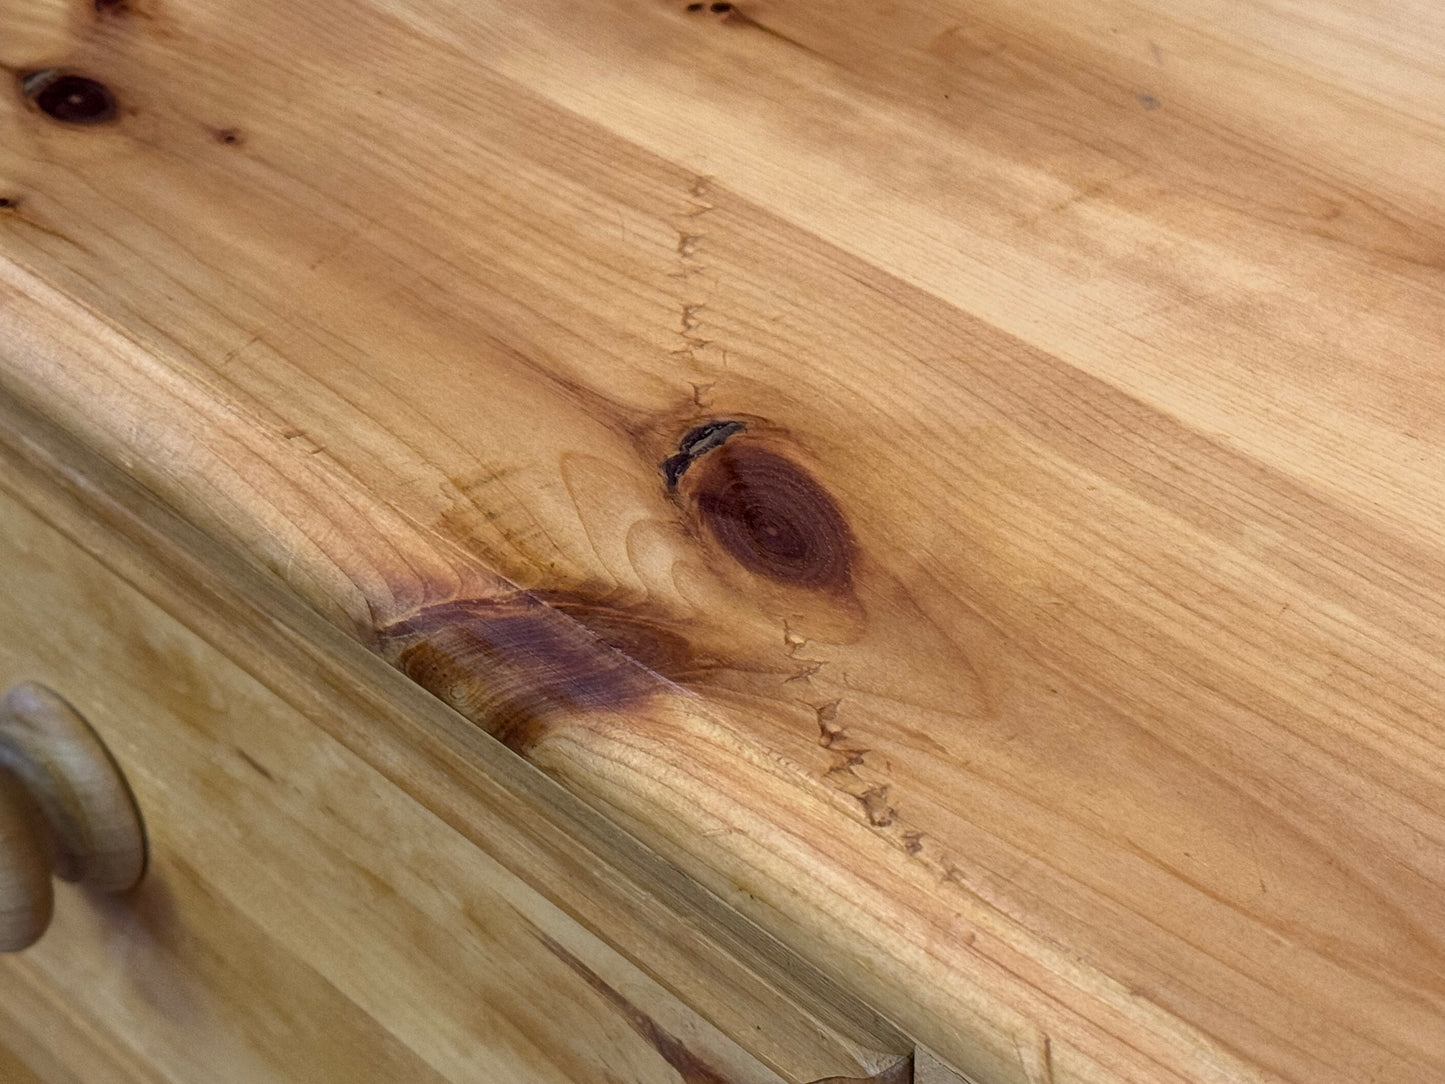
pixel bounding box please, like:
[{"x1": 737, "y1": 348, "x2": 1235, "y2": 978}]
[{"x1": 0, "y1": 682, "x2": 147, "y2": 952}]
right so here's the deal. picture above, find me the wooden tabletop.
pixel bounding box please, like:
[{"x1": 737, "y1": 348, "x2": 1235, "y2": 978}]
[{"x1": 2, "y1": 0, "x2": 1443, "y2": 1080}]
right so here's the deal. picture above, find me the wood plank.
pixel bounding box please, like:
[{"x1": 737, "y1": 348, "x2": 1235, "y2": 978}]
[
  {"x1": 1, "y1": 0, "x2": 1442, "y2": 1081},
  {"x1": 0, "y1": 963, "x2": 153, "y2": 1084}
]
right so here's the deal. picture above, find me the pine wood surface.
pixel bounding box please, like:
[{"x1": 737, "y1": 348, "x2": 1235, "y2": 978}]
[
  {"x1": 0, "y1": 386, "x2": 919, "y2": 1084},
  {"x1": 2, "y1": 0, "x2": 1443, "y2": 1081},
  {"x1": 0, "y1": 482, "x2": 814, "y2": 1084}
]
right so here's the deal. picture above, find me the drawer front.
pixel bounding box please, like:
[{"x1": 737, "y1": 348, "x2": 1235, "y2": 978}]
[{"x1": 0, "y1": 485, "x2": 784, "y2": 1084}]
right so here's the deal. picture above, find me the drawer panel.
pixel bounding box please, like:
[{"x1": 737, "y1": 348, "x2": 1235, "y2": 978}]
[{"x1": 0, "y1": 485, "x2": 783, "y2": 1084}]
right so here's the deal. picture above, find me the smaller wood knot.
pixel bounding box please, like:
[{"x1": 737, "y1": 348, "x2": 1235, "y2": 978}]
[{"x1": 22, "y1": 71, "x2": 118, "y2": 126}]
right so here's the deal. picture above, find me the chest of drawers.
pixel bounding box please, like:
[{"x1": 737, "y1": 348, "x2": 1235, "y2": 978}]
[{"x1": 2, "y1": 0, "x2": 1443, "y2": 1080}]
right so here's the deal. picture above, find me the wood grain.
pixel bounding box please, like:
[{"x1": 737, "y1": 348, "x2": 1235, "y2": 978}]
[
  {"x1": 0, "y1": 372, "x2": 914, "y2": 1082},
  {"x1": 0, "y1": 773, "x2": 51, "y2": 953},
  {"x1": 1, "y1": 0, "x2": 1442, "y2": 1081},
  {"x1": 0, "y1": 484, "x2": 805, "y2": 1084}
]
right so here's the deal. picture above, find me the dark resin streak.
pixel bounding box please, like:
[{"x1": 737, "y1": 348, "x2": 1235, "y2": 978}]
[
  {"x1": 535, "y1": 932, "x2": 733, "y2": 1084},
  {"x1": 379, "y1": 595, "x2": 669, "y2": 752}
]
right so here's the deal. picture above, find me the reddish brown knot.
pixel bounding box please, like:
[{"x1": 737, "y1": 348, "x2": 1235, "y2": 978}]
[{"x1": 671, "y1": 427, "x2": 855, "y2": 592}]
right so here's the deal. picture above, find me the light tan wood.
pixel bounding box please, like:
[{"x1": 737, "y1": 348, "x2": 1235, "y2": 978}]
[
  {"x1": 0, "y1": 0, "x2": 78, "y2": 70},
  {"x1": 1, "y1": 0, "x2": 1442, "y2": 1081},
  {"x1": 913, "y1": 1050, "x2": 975, "y2": 1084},
  {"x1": 0, "y1": 484, "x2": 810, "y2": 1083},
  {"x1": 0, "y1": 1034, "x2": 47, "y2": 1084}
]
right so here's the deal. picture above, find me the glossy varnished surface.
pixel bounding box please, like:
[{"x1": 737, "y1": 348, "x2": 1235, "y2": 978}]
[{"x1": 1, "y1": 0, "x2": 1443, "y2": 1080}]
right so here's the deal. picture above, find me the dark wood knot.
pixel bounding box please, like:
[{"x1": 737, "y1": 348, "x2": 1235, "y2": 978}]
[
  {"x1": 686, "y1": 442, "x2": 854, "y2": 591},
  {"x1": 22, "y1": 71, "x2": 118, "y2": 126}
]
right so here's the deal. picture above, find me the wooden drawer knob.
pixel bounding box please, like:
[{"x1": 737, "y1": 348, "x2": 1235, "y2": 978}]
[{"x1": 0, "y1": 682, "x2": 147, "y2": 951}]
